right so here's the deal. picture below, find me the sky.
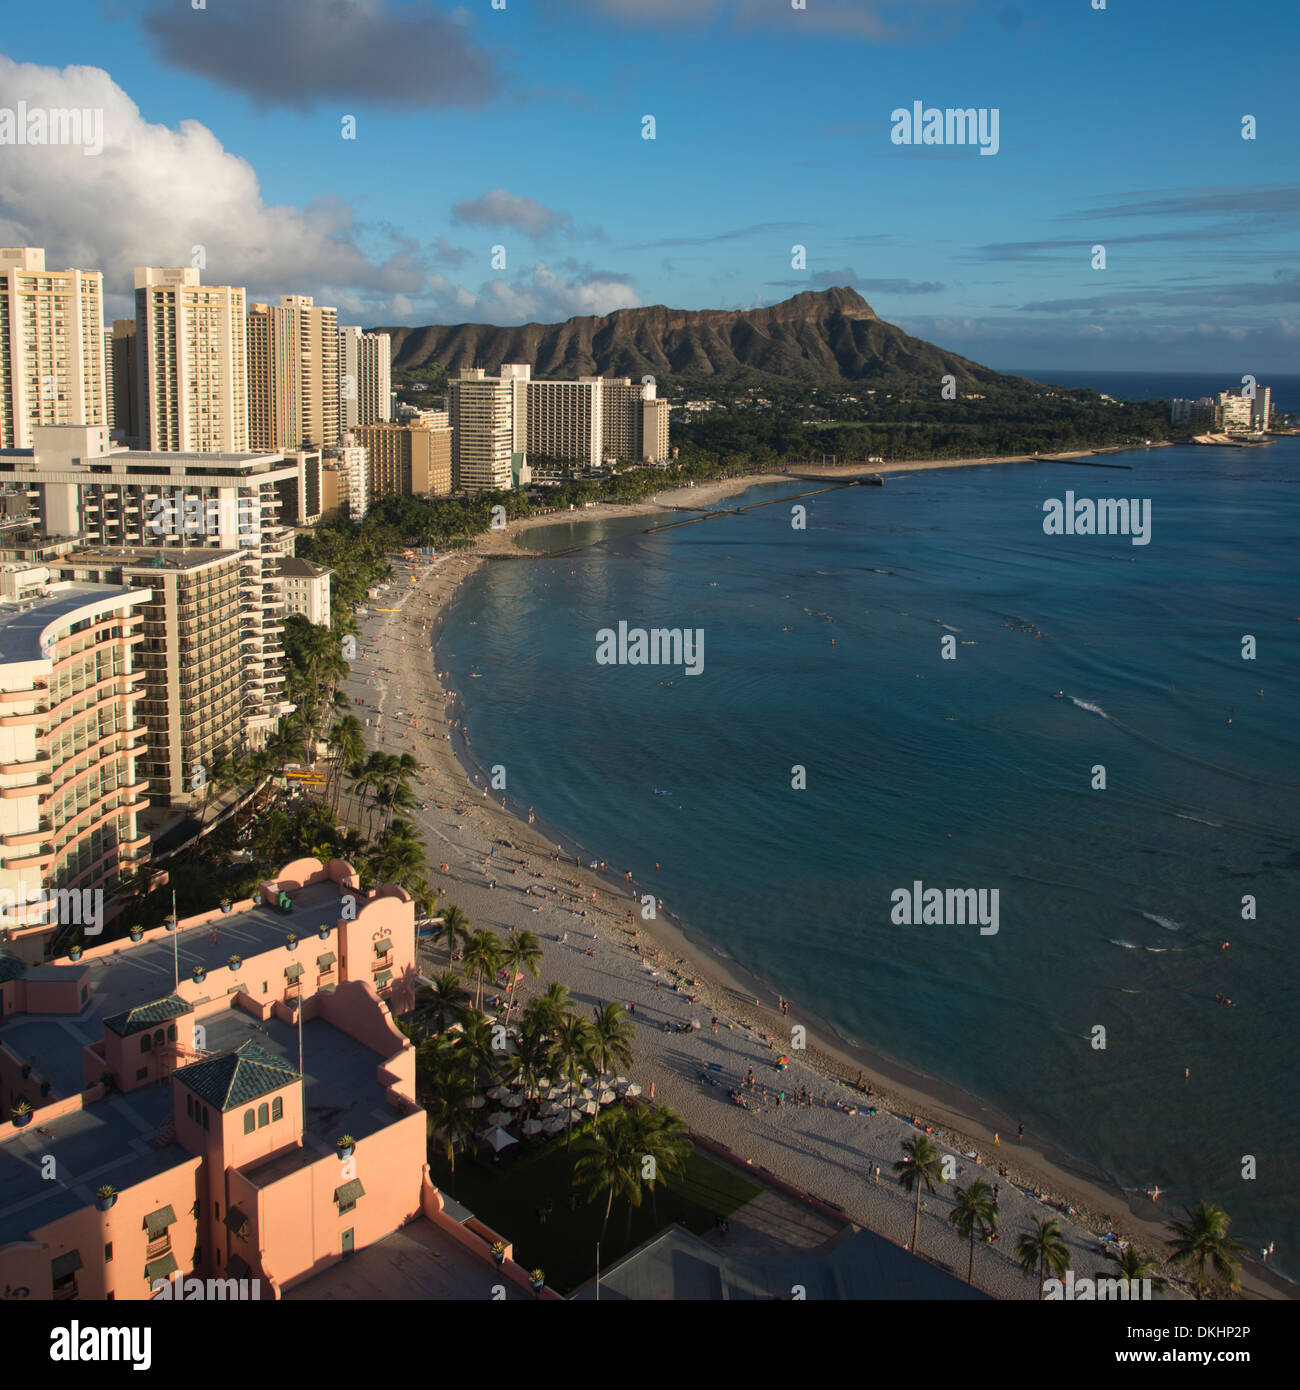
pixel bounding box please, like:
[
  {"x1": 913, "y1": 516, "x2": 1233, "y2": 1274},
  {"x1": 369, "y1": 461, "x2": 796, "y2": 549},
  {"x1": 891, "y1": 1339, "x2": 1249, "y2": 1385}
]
[{"x1": 0, "y1": 0, "x2": 1297, "y2": 372}]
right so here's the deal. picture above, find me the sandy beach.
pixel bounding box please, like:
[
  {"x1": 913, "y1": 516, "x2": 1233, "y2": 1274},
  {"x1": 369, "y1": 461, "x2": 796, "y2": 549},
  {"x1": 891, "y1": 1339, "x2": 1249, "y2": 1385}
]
[{"x1": 336, "y1": 466, "x2": 1281, "y2": 1301}]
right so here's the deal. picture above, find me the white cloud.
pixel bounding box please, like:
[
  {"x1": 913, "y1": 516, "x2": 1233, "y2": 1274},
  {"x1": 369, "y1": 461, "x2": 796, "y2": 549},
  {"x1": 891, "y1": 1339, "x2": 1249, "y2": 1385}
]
[
  {"x1": 0, "y1": 55, "x2": 425, "y2": 317},
  {"x1": 451, "y1": 189, "x2": 575, "y2": 241}
]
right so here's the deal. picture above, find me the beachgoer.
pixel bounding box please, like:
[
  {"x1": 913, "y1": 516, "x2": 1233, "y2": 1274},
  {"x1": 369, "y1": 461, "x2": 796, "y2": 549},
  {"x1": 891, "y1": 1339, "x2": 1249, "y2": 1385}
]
[
  {"x1": 1017, "y1": 1123, "x2": 1024, "y2": 1143},
  {"x1": 994, "y1": 1132, "x2": 999, "y2": 1145}
]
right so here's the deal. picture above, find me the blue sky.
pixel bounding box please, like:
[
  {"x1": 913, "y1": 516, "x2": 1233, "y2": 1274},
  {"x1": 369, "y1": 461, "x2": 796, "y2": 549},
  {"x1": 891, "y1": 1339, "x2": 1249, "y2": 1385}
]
[{"x1": 1, "y1": 0, "x2": 1297, "y2": 371}]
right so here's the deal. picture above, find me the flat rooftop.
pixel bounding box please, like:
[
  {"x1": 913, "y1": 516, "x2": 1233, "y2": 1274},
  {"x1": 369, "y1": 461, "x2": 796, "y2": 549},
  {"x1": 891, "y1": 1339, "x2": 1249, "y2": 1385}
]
[
  {"x1": 58, "y1": 547, "x2": 240, "y2": 573},
  {"x1": 81, "y1": 882, "x2": 349, "y2": 1029},
  {"x1": 0, "y1": 1082, "x2": 185, "y2": 1248},
  {"x1": 0, "y1": 582, "x2": 136, "y2": 663},
  {"x1": 282, "y1": 1218, "x2": 529, "y2": 1301}
]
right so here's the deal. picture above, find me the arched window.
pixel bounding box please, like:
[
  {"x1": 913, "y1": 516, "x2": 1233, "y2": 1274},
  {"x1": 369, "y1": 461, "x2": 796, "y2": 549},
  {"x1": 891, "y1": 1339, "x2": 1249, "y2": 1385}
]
[
  {"x1": 243, "y1": 1110, "x2": 255, "y2": 1135},
  {"x1": 154, "y1": 1029, "x2": 165, "y2": 1047},
  {"x1": 271, "y1": 1096, "x2": 283, "y2": 1122},
  {"x1": 141, "y1": 1033, "x2": 151, "y2": 1053},
  {"x1": 167, "y1": 1025, "x2": 177, "y2": 1042},
  {"x1": 257, "y1": 1103, "x2": 269, "y2": 1128}
]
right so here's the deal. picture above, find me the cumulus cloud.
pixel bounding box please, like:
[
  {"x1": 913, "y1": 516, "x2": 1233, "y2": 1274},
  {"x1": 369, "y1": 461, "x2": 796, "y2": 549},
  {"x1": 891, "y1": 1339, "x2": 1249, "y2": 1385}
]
[
  {"x1": 414, "y1": 262, "x2": 641, "y2": 324},
  {"x1": 451, "y1": 190, "x2": 575, "y2": 241},
  {"x1": 0, "y1": 56, "x2": 429, "y2": 317},
  {"x1": 138, "y1": 0, "x2": 499, "y2": 111}
]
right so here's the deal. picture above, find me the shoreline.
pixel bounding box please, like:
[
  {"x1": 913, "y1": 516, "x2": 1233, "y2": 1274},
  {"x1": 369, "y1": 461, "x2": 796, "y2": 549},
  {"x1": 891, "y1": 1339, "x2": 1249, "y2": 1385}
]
[{"x1": 341, "y1": 455, "x2": 1288, "y2": 1300}]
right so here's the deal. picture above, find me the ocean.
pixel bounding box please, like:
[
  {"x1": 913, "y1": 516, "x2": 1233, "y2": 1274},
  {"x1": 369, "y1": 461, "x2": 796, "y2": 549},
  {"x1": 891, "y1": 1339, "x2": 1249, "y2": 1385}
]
[{"x1": 440, "y1": 427, "x2": 1300, "y2": 1281}]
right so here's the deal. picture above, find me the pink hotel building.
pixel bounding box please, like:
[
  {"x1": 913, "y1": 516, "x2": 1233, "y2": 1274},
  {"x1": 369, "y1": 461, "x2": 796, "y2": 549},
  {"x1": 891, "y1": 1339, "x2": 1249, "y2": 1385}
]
[{"x1": 0, "y1": 859, "x2": 545, "y2": 1300}]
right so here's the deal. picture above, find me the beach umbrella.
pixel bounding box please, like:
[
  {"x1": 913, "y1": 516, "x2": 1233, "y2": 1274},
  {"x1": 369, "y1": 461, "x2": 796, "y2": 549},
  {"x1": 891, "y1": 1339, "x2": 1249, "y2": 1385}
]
[
  {"x1": 545, "y1": 1087, "x2": 567, "y2": 1102},
  {"x1": 539, "y1": 1102, "x2": 564, "y2": 1117},
  {"x1": 485, "y1": 1086, "x2": 507, "y2": 1102},
  {"x1": 538, "y1": 1076, "x2": 551, "y2": 1088},
  {"x1": 482, "y1": 1125, "x2": 518, "y2": 1153},
  {"x1": 597, "y1": 1089, "x2": 616, "y2": 1106},
  {"x1": 621, "y1": 1082, "x2": 642, "y2": 1098},
  {"x1": 574, "y1": 1099, "x2": 598, "y2": 1117},
  {"x1": 541, "y1": 1116, "x2": 566, "y2": 1135},
  {"x1": 500, "y1": 1093, "x2": 523, "y2": 1109},
  {"x1": 611, "y1": 1076, "x2": 629, "y2": 1090},
  {"x1": 521, "y1": 1119, "x2": 544, "y2": 1137},
  {"x1": 599, "y1": 1073, "x2": 617, "y2": 1089},
  {"x1": 469, "y1": 1095, "x2": 486, "y2": 1110},
  {"x1": 487, "y1": 1110, "x2": 512, "y2": 1127},
  {"x1": 572, "y1": 1087, "x2": 595, "y2": 1104}
]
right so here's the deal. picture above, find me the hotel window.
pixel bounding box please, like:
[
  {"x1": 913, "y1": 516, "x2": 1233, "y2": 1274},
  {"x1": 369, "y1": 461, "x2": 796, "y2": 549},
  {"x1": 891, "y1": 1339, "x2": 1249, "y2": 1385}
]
[
  {"x1": 104, "y1": 1243, "x2": 112, "y2": 1262},
  {"x1": 257, "y1": 1103, "x2": 269, "y2": 1128},
  {"x1": 243, "y1": 1110, "x2": 254, "y2": 1134},
  {"x1": 136, "y1": 1068, "x2": 147, "y2": 1081},
  {"x1": 141, "y1": 1034, "x2": 151, "y2": 1053},
  {"x1": 186, "y1": 1094, "x2": 194, "y2": 1120}
]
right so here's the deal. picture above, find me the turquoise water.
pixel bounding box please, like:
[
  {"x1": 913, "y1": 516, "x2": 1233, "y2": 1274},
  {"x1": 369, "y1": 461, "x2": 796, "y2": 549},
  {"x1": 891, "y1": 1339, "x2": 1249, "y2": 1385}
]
[{"x1": 441, "y1": 441, "x2": 1300, "y2": 1278}]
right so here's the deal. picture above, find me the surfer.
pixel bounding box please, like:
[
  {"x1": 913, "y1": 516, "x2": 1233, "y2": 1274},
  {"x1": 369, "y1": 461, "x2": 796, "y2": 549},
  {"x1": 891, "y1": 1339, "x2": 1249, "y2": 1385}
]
[{"x1": 1054, "y1": 690, "x2": 1064, "y2": 699}]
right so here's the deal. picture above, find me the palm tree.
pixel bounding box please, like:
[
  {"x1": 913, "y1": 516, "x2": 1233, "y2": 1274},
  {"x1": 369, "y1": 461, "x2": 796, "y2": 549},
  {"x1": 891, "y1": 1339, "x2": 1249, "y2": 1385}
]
[
  {"x1": 500, "y1": 930, "x2": 543, "y2": 1022},
  {"x1": 893, "y1": 1135, "x2": 946, "y2": 1257},
  {"x1": 572, "y1": 1110, "x2": 644, "y2": 1243},
  {"x1": 1103, "y1": 1243, "x2": 1168, "y2": 1294},
  {"x1": 526, "y1": 981, "x2": 572, "y2": 1039},
  {"x1": 462, "y1": 930, "x2": 503, "y2": 1012},
  {"x1": 628, "y1": 1104, "x2": 690, "y2": 1225},
  {"x1": 589, "y1": 1002, "x2": 635, "y2": 1078},
  {"x1": 1166, "y1": 1201, "x2": 1246, "y2": 1298},
  {"x1": 1015, "y1": 1217, "x2": 1070, "y2": 1298},
  {"x1": 434, "y1": 904, "x2": 470, "y2": 961},
  {"x1": 327, "y1": 715, "x2": 365, "y2": 811},
  {"x1": 509, "y1": 1018, "x2": 555, "y2": 1129},
  {"x1": 408, "y1": 876, "x2": 439, "y2": 925},
  {"x1": 424, "y1": 1064, "x2": 478, "y2": 1189},
  {"x1": 413, "y1": 970, "x2": 470, "y2": 1035},
  {"x1": 949, "y1": 1178, "x2": 998, "y2": 1285},
  {"x1": 553, "y1": 1014, "x2": 596, "y2": 1143}
]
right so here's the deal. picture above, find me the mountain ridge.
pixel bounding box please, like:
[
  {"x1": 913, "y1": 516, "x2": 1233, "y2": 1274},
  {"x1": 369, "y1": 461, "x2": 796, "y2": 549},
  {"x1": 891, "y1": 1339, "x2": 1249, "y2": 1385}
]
[{"x1": 373, "y1": 287, "x2": 1030, "y2": 390}]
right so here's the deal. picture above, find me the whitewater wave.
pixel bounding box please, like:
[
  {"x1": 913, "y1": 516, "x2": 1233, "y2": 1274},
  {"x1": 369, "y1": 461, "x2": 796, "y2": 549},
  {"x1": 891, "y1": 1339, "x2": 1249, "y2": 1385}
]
[
  {"x1": 1110, "y1": 939, "x2": 1138, "y2": 949},
  {"x1": 1143, "y1": 913, "x2": 1184, "y2": 932},
  {"x1": 941, "y1": 623, "x2": 963, "y2": 632},
  {"x1": 1176, "y1": 813, "x2": 1224, "y2": 828},
  {"x1": 1070, "y1": 697, "x2": 1111, "y2": 718}
]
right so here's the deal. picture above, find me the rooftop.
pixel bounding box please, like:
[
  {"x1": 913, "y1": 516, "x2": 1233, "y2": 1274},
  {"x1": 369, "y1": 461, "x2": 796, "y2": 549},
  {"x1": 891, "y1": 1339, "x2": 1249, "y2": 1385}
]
[
  {"x1": 0, "y1": 1083, "x2": 185, "y2": 1248},
  {"x1": 278, "y1": 557, "x2": 330, "y2": 579},
  {"x1": 58, "y1": 547, "x2": 240, "y2": 573},
  {"x1": 177, "y1": 1042, "x2": 299, "y2": 1111},
  {"x1": 80, "y1": 882, "x2": 348, "y2": 1029},
  {"x1": 0, "y1": 582, "x2": 139, "y2": 664}
]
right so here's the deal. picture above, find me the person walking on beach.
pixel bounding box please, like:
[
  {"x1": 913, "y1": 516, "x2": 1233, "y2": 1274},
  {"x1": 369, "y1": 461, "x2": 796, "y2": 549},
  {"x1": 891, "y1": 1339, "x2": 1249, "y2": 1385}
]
[
  {"x1": 711, "y1": 1017, "x2": 719, "y2": 1035},
  {"x1": 874, "y1": 1165, "x2": 880, "y2": 1184}
]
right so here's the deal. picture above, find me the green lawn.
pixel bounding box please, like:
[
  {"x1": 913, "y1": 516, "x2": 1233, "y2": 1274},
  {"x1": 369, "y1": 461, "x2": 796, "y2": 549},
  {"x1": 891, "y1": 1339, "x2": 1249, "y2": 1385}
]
[{"x1": 429, "y1": 1133, "x2": 761, "y2": 1293}]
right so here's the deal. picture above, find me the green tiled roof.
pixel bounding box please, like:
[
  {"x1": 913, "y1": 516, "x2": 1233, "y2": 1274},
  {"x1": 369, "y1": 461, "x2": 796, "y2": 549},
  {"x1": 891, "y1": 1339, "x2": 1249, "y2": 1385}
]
[
  {"x1": 51, "y1": 1249, "x2": 83, "y2": 1278},
  {"x1": 334, "y1": 1179, "x2": 365, "y2": 1206},
  {"x1": 176, "y1": 1042, "x2": 299, "y2": 1111},
  {"x1": 374, "y1": 937, "x2": 392, "y2": 955},
  {"x1": 0, "y1": 951, "x2": 28, "y2": 984},
  {"x1": 146, "y1": 1253, "x2": 178, "y2": 1282},
  {"x1": 143, "y1": 1205, "x2": 177, "y2": 1239},
  {"x1": 104, "y1": 995, "x2": 192, "y2": 1037},
  {"x1": 317, "y1": 952, "x2": 335, "y2": 968}
]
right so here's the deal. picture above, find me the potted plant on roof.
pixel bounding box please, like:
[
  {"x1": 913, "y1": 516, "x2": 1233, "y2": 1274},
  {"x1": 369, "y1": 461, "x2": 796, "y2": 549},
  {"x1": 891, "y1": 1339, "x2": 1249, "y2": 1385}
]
[
  {"x1": 490, "y1": 1240, "x2": 506, "y2": 1267},
  {"x1": 11, "y1": 1100, "x2": 33, "y2": 1129},
  {"x1": 39, "y1": 1076, "x2": 52, "y2": 1098},
  {"x1": 317, "y1": 924, "x2": 330, "y2": 941},
  {"x1": 128, "y1": 924, "x2": 143, "y2": 943},
  {"x1": 335, "y1": 1135, "x2": 354, "y2": 1161},
  {"x1": 98, "y1": 1068, "x2": 115, "y2": 1091},
  {"x1": 286, "y1": 933, "x2": 298, "y2": 951},
  {"x1": 68, "y1": 943, "x2": 83, "y2": 962},
  {"x1": 19, "y1": 1061, "x2": 32, "y2": 1080},
  {"x1": 192, "y1": 964, "x2": 206, "y2": 984},
  {"x1": 228, "y1": 954, "x2": 241, "y2": 972},
  {"x1": 220, "y1": 899, "x2": 232, "y2": 915},
  {"x1": 163, "y1": 913, "x2": 177, "y2": 932},
  {"x1": 529, "y1": 1267, "x2": 546, "y2": 1296},
  {"x1": 95, "y1": 1184, "x2": 117, "y2": 1212}
]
